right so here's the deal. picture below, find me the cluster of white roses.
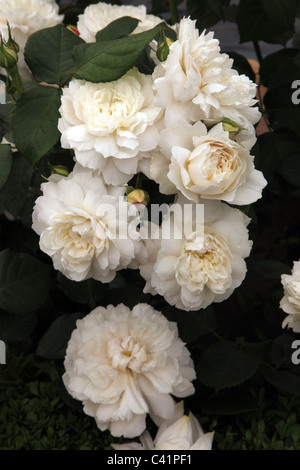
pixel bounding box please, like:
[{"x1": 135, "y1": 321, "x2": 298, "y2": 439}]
[
  {"x1": 33, "y1": 4, "x2": 267, "y2": 314},
  {"x1": 3, "y1": 1, "x2": 270, "y2": 449}
]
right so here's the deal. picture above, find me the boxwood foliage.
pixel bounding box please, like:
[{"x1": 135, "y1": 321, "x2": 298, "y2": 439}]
[{"x1": 0, "y1": 0, "x2": 300, "y2": 448}]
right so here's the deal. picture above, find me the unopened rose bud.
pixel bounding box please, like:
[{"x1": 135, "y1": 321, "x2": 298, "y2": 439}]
[
  {"x1": 6, "y1": 22, "x2": 19, "y2": 53},
  {"x1": 222, "y1": 118, "x2": 243, "y2": 139},
  {"x1": 50, "y1": 165, "x2": 69, "y2": 177},
  {"x1": 0, "y1": 36, "x2": 18, "y2": 69},
  {"x1": 156, "y1": 32, "x2": 173, "y2": 62},
  {"x1": 127, "y1": 189, "x2": 149, "y2": 206},
  {"x1": 66, "y1": 25, "x2": 80, "y2": 37}
]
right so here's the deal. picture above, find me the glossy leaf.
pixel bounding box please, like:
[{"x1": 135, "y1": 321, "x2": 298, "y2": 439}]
[
  {"x1": 25, "y1": 24, "x2": 84, "y2": 85},
  {"x1": 0, "y1": 249, "x2": 51, "y2": 314},
  {"x1": 13, "y1": 84, "x2": 62, "y2": 165}
]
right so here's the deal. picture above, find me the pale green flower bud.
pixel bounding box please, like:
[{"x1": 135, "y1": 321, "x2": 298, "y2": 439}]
[
  {"x1": 156, "y1": 31, "x2": 174, "y2": 62},
  {"x1": 6, "y1": 22, "x2": 19, "y2": 53},
  {"x1": 50, "y1": 165, "x2": 69, "y2": 177},
  {"x1": 127, "y1": 189, "x2": 149, "y2": 206},
  {"x1": 222, "y1": 118, "x2": 244, "y2": 139},
  {"x1": 0, "y1": 36, "x2": 18, "y2": 69}
]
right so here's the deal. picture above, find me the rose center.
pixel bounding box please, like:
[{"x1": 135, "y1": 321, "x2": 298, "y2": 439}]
[
  {"x1": 51, "y1": 214, "x2": 108, "y2": 258},
  {"x1": 107, "y1": 336, "x2": 148, "y2": 373},
  {"x1": 175, "y1": 231, "x2": 232, "y2": 293},
  {"x1": 187, "y1": 143, "x2": 239, "y2": 185},
  {"x1": 75, "y1": 79, "x2": 144, "y2": 135}
]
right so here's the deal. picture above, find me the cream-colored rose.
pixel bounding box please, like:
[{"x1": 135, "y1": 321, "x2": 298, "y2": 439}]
[
  {"x1": 280, "y1": 261, "x2": 300, "y2": 333},
  {"x1": 139, "y1": 198, "x2": 252, "y2": 311},
  {"x1": 32, "y1": 164, "x2": 140, "y2": 283},
  {"x1": 77, "y1": 2, "x2": 162, "y2": 42},
  {"x1": 58, "y1": 68, "x2": 161, "y2": 185},
  {"x1": 63, "y1": 304, "x2": 196, "y2": 438},
  {"x1": 150, "y1": 121, "x2": 267, "y2": 205},
  {"x1": 153, "y1": 18, "x2": 260, "y2": 145},
  {"x1": 113, "y1": 401, "x2": 214, "y2": 450},
  {"x1": 0, "y1": 0, "x2": 63, "y2": 78}
]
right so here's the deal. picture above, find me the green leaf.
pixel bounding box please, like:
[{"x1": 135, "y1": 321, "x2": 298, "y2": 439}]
[
  {"x1": 0, "y1": 249, "x2": 51, "y2": 314},
  {"x1": 277, "y1": 152, "x2": 300, "y2": 186},
  {"x1": 0, "y1": 144, "x2": 13, "y2": 190},
  {"x1": 107, "y1": 271, "x2": 151, "y2": 309},
  {"x1": 73, "y1": 22, "x2": 164, "y2": 82},
  {"x1": 260, "y1": 49, "x2": 300, "y2": 89},
  {"x1": 262, "y1": 364, "x2": 300, "y2": 395},
  {"x1": 261, "y1": 0, "x2": 299, "y2": 32},
  {"x1": 24, "y1": 24, "x2": 84, "y2": 85},
  {"x1": 13, "y1": 84, "x2": 62, "y2": 165},
  {"x1": 0, "y1": 310, "x2": 38, "y2": 342},
  {"x1": 196, "y1": 340, "x2": 266, "y2": 392},
  {"x1": 198, "y1": 390, "x2": 258, "y2": 415},
  {"x1": 264, "y1": 85, "x2": 300, "y2": 135},
  {"x1": 162, "y1": 305, "x2": 217, "y2": 343},
  {"x1": 0, "y1": 153, "x2": 32, "y2": 217},
  {"x1": 96, "y1": 16, "x2": 140, "y2": 42},
  {"x1": 255, "y1": 132, "x2": 300, "y2": 194},
  {"x1": 0, "y1": 103, "x2": 14, "y2": 135},
  {"x1": 18, "y1": 195, "x2": 38, "y2": 228},
  {"x1": 252, "y1": 260, "x2": 291, "y2": 280},
  {"x1": 57, "y1": 273, "x2": 107, "y2": 306},
  {"x1": 36, "y1": 312, "x2": 84, "y2": 359},
  {"x1": 186, "y1": 0, "x2": 231, "y2": 30},
  {"x1": 237, "y1": 0, "x2": 298, "y2": 44},
  {"x1": 270, "y1": 335, "x2": 296, "y2": 369}
]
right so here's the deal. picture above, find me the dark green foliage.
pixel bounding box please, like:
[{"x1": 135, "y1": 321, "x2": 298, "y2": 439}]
[
  {"x1": 12, "y1": 84, "x2": 62, "y2": 165},
  {"x1": 73, "y1": 22, "x2": 165, "y2": 82},
  {"x1": 0, "y1": 145, "x2": 13, "y2": 190},
  {"x1": 2, "y1": 352, "x2": 300, "y2": 450},
  {"x1": 236, "y1": 0, "x2": 298, "y2": 44},
  {"x1": 25, "y1": 24, "x2": 84, "y2": 85},
  {"x1": 0, "y1": 249, "x2": 51, "y2": 314}
]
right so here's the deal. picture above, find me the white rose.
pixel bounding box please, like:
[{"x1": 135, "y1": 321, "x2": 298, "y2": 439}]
[
  {"x1": 113, "y1": 401, "x2": 214, "y2": 450},
  {"x1": 280, "y1": 261, "x2": 300, "y2": 333},
  {"x1": 63, "y1": 303, "x2": 196, "y2": 438},
  {"x1": 58, "y1": 68, "x2": 161, "y2": 185},
  {"x1": 153, "y1": 18, "x2": 260, "y2": 139},
  {"x1": 150, "y1": 121, "x2": 267, "y2": 205},
  {"x1": 0, "y1": 0, "x2": 63, "y2": 78},
  {"x1": 32, "y1": 164, "x2": 140, "y2": 283},
  {"x1": 140, "y1": 198, "x2": 252, "y2": 311},
  {"x1": 77, "y1": 2, "x2": 162, "y2": 42}
]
